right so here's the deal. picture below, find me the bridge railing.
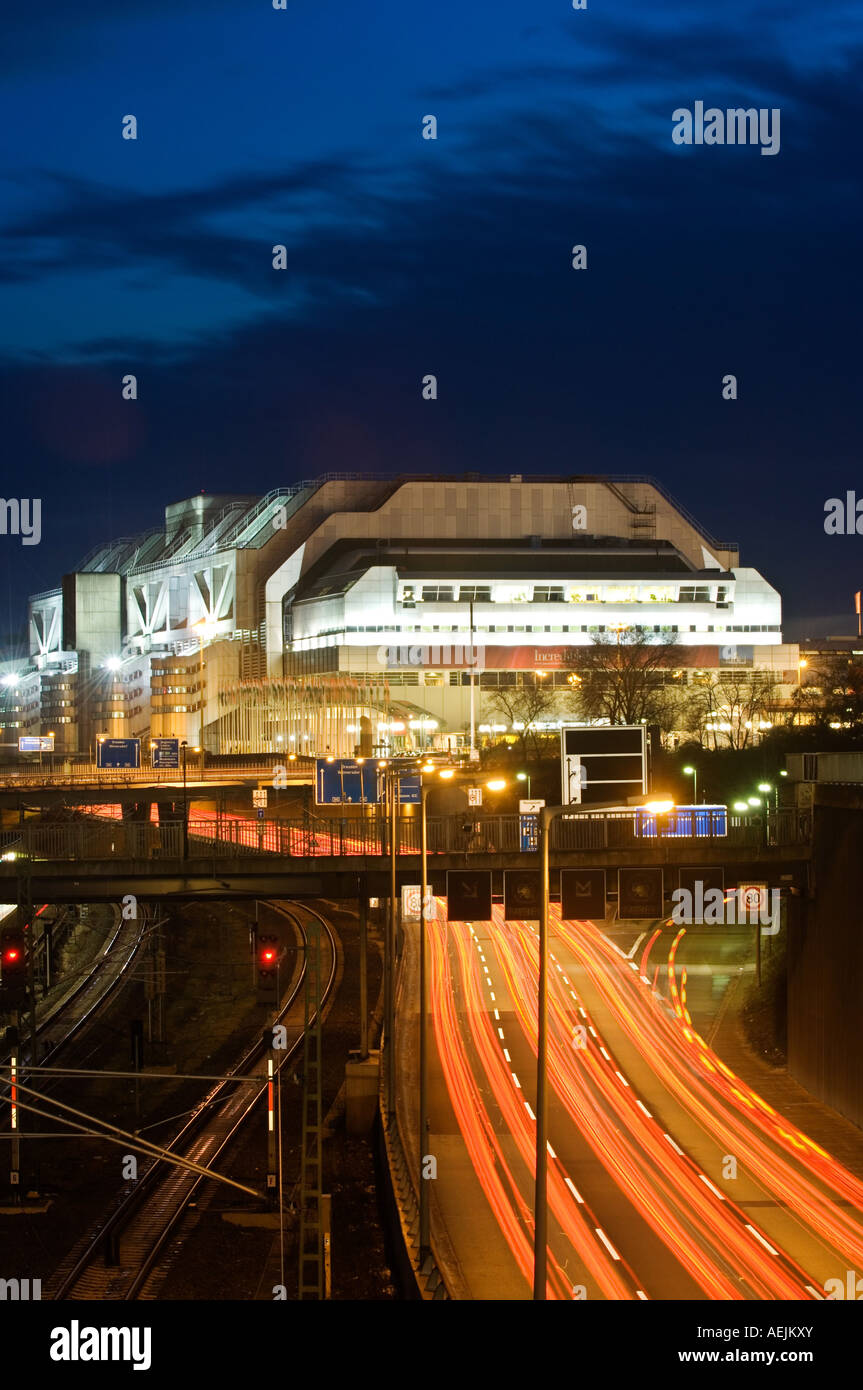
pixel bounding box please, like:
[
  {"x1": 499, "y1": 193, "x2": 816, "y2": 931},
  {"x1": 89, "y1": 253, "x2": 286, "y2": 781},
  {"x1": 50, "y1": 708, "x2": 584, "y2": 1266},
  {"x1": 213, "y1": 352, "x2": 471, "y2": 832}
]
[{"x1": 2, "y1": 807, "x2": 812, "y2": 863}]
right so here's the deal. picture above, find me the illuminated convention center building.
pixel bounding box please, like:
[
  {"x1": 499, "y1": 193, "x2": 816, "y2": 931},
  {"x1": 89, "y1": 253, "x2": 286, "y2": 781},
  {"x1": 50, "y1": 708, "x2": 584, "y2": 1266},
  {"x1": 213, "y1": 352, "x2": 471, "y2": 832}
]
[{"x1": 3, "y1": 474, "x2": 797, "y2": 757}]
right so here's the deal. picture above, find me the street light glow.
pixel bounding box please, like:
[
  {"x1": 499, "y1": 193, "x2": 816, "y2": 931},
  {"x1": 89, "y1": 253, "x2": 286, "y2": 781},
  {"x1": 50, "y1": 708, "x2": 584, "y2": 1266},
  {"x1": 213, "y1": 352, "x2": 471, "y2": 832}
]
[
  {"x1": 758, "y1": 782, "x2": 772, "y2": 793},
  {"x1": 486, "y1": 778, "x2": 506, "y2": 791},
  {"x1": 733, "y1": 800, "x2": 749, "y2": 811},
  {"x1": 644, "y1": 799, "x2": 674, "y2": 813}
]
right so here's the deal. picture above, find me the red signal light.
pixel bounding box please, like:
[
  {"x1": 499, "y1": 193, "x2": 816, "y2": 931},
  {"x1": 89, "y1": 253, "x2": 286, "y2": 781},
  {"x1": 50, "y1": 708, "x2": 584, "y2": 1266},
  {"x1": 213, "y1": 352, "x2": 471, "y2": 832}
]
[
  {"x1": 261, "y1": 948, "x2": 276, "y2": 963},
  {"x1": 3, "y1": 948, "x2": 20, "y2": 964}
]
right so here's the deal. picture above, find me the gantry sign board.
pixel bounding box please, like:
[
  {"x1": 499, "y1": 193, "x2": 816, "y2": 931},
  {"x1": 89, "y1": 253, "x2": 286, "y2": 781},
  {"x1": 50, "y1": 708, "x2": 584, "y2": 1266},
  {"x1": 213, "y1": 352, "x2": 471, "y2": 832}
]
[
  {"x1": 560, "y1": 724, "x2": 647, "y2": 806},
  {"x1": 315, "y1": 758, "x2": 421, "y2": 805},
  {"x1": 96, "y1": 738, "x2": 141, "y2": 770}
]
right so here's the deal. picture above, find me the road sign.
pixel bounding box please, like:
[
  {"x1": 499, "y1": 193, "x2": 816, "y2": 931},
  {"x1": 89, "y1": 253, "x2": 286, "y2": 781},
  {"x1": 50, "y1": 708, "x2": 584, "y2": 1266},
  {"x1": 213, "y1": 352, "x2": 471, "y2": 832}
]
[
  {"x1": 391, "y1": 772, "x2": 421, "y2": 804},
  {"x1": 96, "y1": 737, "x2": 141, "y2": 770},
  {"x1": 446, "y1": 870, "x2": 492, "y2": 922},
  {"x1": 504, "y1": 870, "x2": 542, "y2": 922},
  {"x1": 467, "y1": 787, "x2": 483, "y2": 807},
  {"x1": 256, "y1": 807, "x2": 265, "y2": 820},
  {"x1": 560, "y1": 868, "x2": 606, "y2": 921},
  {"x1": 252, "y1": 789, "x2": 268, "y2": 808},
  {"x1": 561, "y1": 725, "x2": 647, "y2": 806},
  {"x1": 315, "y1": 758, "x2": 395, "y2": 804},
  {"x1": 618, "y1": 867, "x2": 664, "y2": 919},
  {"x1": 678, "y1": 868, "x2": 725, "y2": 922},
  {"x1": 738, "y1": 883, "x2": 768, "y2": 920},
  {"x1": 401, "y1": 885, "x2": 422, "y2": 922},
  {"x1": 518, "y1": 798, "x2": 544, "y2": 851},
  {"x1": 150, "y1": 737, "x2": 179, "y2": 769},
  {"x1": 18, "y1": 735, "x2": 54, "y2": 752}
]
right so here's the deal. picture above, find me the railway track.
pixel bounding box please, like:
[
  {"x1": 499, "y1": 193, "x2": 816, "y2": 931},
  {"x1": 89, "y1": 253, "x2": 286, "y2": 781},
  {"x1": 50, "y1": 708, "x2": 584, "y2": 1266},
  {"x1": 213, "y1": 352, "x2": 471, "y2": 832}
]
[
  {"x1": 1, "y1": 903, "x2": 152, "y2": 1070},
  {"x1": 47, "y1": 900, "x2": 338, "y2": 1301}
]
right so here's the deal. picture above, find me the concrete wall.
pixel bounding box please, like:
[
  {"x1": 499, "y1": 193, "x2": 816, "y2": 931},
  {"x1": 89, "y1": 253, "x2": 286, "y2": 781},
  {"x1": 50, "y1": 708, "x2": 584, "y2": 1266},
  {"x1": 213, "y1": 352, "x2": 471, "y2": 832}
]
[{"x1": 787, "y1": 787, "x2": 863, "y2": 1128}]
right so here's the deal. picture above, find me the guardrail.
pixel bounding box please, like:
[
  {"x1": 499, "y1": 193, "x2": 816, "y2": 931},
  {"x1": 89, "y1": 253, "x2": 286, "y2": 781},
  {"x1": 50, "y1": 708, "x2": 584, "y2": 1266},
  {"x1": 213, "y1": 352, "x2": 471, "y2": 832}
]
[
  {"x1": 0, "y1": 764, "x2": 312, "y2": 788},
  {"x1": 0, "y1": 808, "x2": 812, "y2": 863}
]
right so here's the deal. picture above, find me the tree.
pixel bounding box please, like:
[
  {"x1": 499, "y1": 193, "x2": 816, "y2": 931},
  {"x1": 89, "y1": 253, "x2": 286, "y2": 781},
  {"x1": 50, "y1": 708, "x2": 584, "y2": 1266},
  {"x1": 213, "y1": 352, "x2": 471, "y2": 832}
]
[
  {"x1": 688, "y1": 672, "x2": 778, "y2": 750},
  {"x1": 485, "y1": 676, "x2": 560, "y2": 762},
  {"x1": 573, "y1": 626, "x2": 684, "y2": 726}
]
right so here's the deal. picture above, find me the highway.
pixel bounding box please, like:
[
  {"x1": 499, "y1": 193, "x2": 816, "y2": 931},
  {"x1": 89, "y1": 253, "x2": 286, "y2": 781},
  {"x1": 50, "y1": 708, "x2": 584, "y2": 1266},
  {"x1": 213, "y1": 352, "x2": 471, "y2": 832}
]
[{"x1": 423, "y1": 900, "x2": 863, "y2": 1300}]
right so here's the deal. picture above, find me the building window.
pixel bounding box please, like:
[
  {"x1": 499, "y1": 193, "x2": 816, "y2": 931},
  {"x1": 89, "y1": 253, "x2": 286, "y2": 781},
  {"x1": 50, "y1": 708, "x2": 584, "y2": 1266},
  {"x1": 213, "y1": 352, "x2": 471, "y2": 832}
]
[
  {"x1": 458, "y1": 585, "x2": 491, "y2": 602},
  {"x1": 532, "y1": 586, "x2": 564, "y2": 602},
  {"x1": 420, "y1": 586, "x2": 454, "y2": 602}
]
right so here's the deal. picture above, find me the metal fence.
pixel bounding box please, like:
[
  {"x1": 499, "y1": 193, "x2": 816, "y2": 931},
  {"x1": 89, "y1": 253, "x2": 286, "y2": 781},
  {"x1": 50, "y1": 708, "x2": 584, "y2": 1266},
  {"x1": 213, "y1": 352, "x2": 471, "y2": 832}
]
[{"x1": 0, "y1": 807, "x2": 812, "y2": 863}]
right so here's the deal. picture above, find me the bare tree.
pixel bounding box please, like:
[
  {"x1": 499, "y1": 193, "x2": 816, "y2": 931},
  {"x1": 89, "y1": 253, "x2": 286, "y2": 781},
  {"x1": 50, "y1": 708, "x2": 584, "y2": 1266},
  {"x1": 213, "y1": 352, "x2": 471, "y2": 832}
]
[
  {"x1": 573, "y1": 626, "x2": 683, "y2": 725},
  {"x1": 485, "y1": 677, "x2": 560, "y2": 761},
  {"x1": 688, "y1": 673, "x2": 778, "y2": 749}
]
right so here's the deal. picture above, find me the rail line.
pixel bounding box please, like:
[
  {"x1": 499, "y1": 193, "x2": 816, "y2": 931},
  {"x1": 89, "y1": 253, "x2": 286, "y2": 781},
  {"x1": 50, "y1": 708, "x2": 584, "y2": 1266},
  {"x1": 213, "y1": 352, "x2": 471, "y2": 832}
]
[{"x1": 47, "y1": 899, "x2": 338, "y2": 1301}]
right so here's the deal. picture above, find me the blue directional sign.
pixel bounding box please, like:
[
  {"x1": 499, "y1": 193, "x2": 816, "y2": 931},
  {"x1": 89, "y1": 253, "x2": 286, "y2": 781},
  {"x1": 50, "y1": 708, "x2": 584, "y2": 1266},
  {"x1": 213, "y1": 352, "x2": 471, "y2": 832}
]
[
  {"x1": 96, "y1": 737, "x2": 141, "y2": 770},
  {"x1": 519, "y1": 815, "x2": 539, "y2": 852},
  {"x1": 315, "y1": 758, "x2": 378, "y2": 805},
  {"x1": 18, "y1": 735, "x2": 54, "y2": 753},
  {"x1": 392, "y1": 773, "x2": 421, "y2": 805},
  {"x1": 150, "y1": 738, "x2": 180, "y2": 769},
  {"x1": 315, "y1": 758, "x2": 422, "y2": 805}
]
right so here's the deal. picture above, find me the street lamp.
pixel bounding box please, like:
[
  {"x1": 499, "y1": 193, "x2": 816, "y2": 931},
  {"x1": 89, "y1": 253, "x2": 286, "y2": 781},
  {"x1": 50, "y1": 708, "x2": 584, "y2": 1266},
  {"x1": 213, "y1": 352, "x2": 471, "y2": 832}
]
[
  {"x1": 516, "y1": 770, "x2": 531, "y2": 798},
  {"x1": 682, "y1": 765, "x2": 698, "y2": 805},
  {"x1": 758, "y1": 781, "x2": 777, "y2": 813},
  {"x1": 733, "y1": 800, "x2": 749, "y2": 812},
  {"x1": 747, "y1": 796, "x2": 761, "y2": 807}
]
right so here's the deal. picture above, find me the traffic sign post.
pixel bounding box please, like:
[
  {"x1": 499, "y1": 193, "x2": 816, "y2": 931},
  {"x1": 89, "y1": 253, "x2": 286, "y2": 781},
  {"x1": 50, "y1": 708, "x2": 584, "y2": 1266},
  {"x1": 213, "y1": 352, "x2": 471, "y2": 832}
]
[
  {"x1": 504, "y1": 869, "x2": 542, "y2": 922},
  {"x1": 560, "y1": 868, "x2": 606, "y2": 921},
  {"x1": 519, "y1": 798, "x2": 545, "y2": 852},
  {"x1": 150, "y1": 738, "x2": 179, "y2": 769},
  {"x1": 618, "y1": 867, "x2": 664, "y2": 919},
  {"x1": 445, "y1": 870, "x2": 492, "y2": 921},
  {"x1": 18, "y1": 735, "x2": 54, "y2": 753}
]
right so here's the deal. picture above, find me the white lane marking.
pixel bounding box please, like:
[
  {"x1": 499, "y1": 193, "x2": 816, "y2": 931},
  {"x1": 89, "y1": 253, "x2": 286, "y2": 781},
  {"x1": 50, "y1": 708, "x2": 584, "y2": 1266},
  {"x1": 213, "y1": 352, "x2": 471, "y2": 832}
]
[
  {"x1": 588, "y1": 1026, "x2": 597, "y2": 1038},
  {"x1": 489, "y1": 992, "x2": 496, "y2": 1001},
  {"x1": 663, "y1": 1133, "x2": 684, "y2": 1156},
  {"x1": 626, "y1": 932, "x2": 646, "y2": 959},
  {"x1": 640, "y1": 975, "x2": 651, "y2": 984},
  {"x1": 636, "y1": 1289, "x2": 648, "y2": 1301},
  {"x1": 635, "y1": 1099, "x2": 652, "y2": 1119},
  {"x1": 595, "y1": 1227, "x2": 620, "y2": 1260},
  {"x1": 498, "y1": 1028, "x2": 505, "y2": 1039},
  {"x1": 698, "y1": 1173, "x2": 725, "y2": 1200},
  {"x1": 745, "y1": 1224, "x2": 778, "y2": 1256},
  {"x1": 628, "y1": 961, "x2": 639, "y2": 971},
  {"x1": 578, "y1": 1007, "x2": 587, "y2": 1019},
  {"x1": 547, "y1": 1142, "x2": 556, "y2": 1158},
  {"x1": 511, "y1": 1072, "x2": 521, "y2": 1089},
  {"x1": 599, "y1": 1046, "x2": 611, "y2": 1061},
  {"x1": 615, "y1": 1070, "x2": 630, "y2": 1087},
  {"x1": 493, "y1": 1009, "x2": 500, "y2": 1020},
  {"x1": 525, "y1": 1101, "x2": 536, "y2": 1120},
  {"x1": 564, "y1": 1177, "x2": 584, "y2": 1204},
  {"x1": 503, "y1": 1048, "x2": 511, "y2": 1062},
  {"x1": 562, "y1": 974, "x2": 570, "y2": 984}
]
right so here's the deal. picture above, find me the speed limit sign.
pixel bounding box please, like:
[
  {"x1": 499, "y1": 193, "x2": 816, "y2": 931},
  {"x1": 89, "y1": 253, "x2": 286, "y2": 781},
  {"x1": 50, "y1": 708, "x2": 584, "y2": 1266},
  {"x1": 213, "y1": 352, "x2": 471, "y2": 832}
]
[{"x1": 738, "y1": 883, "x2": 767, "y2": 918}]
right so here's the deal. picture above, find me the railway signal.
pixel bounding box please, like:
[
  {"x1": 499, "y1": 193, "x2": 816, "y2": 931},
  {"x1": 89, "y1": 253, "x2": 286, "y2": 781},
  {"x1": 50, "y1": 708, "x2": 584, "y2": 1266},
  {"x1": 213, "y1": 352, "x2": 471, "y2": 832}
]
[
  {"x1": 255, "y1": 926, "x2": 284, "y2": 1005},
  {"x1": 0, "y1": 925, "x2": 28, "y2": 1008}
]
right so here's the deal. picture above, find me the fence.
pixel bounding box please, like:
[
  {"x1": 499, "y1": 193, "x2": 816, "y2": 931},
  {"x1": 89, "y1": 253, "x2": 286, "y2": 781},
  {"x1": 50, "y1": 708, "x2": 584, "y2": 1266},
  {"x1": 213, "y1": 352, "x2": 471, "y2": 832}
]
[{"x1": 0, "y1": 808, "x2": 812, "y2": 863}]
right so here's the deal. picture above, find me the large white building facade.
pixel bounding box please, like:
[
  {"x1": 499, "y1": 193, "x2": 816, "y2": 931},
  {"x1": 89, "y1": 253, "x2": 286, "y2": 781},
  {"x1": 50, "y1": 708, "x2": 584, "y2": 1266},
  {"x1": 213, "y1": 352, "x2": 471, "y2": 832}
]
[{"x1": 2, "y1": 474, "x2": 797, "y2": 756}]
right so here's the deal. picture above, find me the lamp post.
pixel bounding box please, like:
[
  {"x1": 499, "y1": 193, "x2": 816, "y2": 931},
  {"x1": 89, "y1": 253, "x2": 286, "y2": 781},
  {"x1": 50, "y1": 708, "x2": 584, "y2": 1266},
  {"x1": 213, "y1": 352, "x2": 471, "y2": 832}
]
[
  {"x1": 180, "y1": 741, "x2": 189, "y2": 860},
  {"x1": 682, "y1": 764, "x2": 697, "y2": 805},
  {"x1": 516, "y1": 770, "x2": 531, "y2": 799}
]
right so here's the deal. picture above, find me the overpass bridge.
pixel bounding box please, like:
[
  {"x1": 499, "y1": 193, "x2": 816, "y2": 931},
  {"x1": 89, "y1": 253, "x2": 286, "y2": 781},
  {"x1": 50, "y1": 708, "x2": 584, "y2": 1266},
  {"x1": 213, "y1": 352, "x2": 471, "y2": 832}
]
[{"x1": 0, "y1": 810, "x2": 812, "y2": 904}]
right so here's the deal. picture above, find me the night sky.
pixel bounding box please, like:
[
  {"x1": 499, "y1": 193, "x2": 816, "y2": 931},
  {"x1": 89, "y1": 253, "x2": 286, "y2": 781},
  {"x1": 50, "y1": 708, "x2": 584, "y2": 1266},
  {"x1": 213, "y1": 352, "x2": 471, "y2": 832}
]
[{"x1": 1, "y1": 0, "x2": 861, "y2": 641}]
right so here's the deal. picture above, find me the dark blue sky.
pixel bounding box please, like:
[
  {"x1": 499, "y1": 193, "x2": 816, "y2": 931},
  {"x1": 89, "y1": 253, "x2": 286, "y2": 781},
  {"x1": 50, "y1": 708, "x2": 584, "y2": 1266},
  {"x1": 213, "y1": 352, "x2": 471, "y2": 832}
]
[{"x1": 1, "y1": 0, "x2": 861, "y2": 640}]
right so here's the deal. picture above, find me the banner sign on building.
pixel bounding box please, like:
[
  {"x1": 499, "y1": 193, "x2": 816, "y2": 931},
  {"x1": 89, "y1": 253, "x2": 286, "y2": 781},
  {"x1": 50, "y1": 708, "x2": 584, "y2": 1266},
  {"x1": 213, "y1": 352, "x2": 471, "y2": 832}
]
[
  {"x1": 561, "y1": 725, "x2": 647, "y2": 806},
  {"x1": 560, "y1": 868, "x2": 606, "y2": 921},
  {"x1": 96, "y1": 738, "x2": 141, "y2": 770},
  {"x1": 150, "y1": 737, "x2": 179, "y2": 769},
  {"x1": 446, "y1": 870, "x2": 493, "y2": 922}
]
